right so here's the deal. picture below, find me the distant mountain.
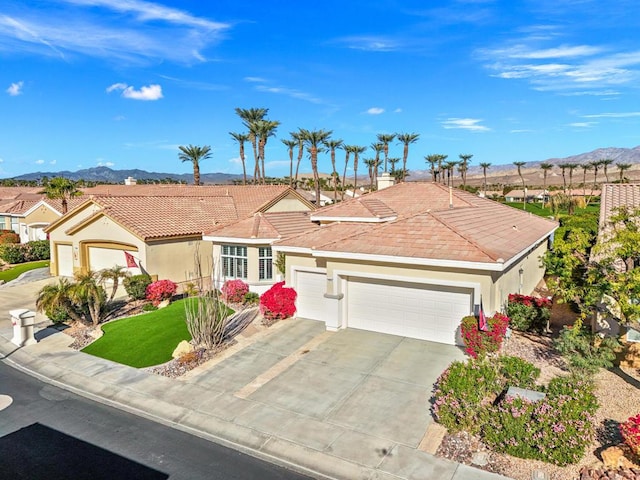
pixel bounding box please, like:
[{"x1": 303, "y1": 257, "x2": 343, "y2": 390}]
[{"x1": 9, "y1": 166, "x2": 244, "y2": 184}]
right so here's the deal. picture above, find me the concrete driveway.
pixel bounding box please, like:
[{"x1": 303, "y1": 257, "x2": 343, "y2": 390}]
[{"x1": 185, "y1": 318, "x2": 465, "y2": 451}]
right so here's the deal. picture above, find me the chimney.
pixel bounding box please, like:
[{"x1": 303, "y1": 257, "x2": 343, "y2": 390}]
[
  {"x1": 377, "y1": 172, "x2": 395, "y2": 190},
  {"x1": 124, "y1": 176, "x2": 137, "y2": 185}
]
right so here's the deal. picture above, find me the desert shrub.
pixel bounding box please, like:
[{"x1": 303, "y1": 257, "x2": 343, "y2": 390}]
[
  {"x1": 554, "y1": 319, "x2": 621, "y2": 374},
  {"x1": 507, "y1": 294, "x2": 552, "y2": 332},
  {"x1": 23, "y1": 240, "x2": 50, "y2": 261},
  {"x1": 620, "y1": 414, "x2": 640, "y2": 457},
  {"x1": 259, "y1": 281, "x2": 297, "y2": 320},
  {"x1": 432, "y1": 358, "x2": 501, "y2": 434},
  {"x1": 45, "y1": 305, "x2": 70, "y2": 324},
  {"x1": 145, "y1": 279, "x2": 178, "y2": 306},
  {"x1": 244, "y1": 291, "x2": 260, "y2": 305},
  {"x1": 0, "y1": 231, "x2": 19, "y2": 244},
  {"x1": 123, "y1": 274, "x2": 152, "y2": 300},
  {"x1": 498, "y1": 355, "x2": 541, "y2": 389},
  {"x1": 142, "y1": 303, "x2": 158, "y2": 312},
  {"x1": 460, "y1": 312, "x2": 510, "y2": 358},
  {"x1": 221, "y1": 279, "x2": 250, "y2": 304},
  {"x1": 0, "y1": 243, "x2": 25, "y2": 264}
]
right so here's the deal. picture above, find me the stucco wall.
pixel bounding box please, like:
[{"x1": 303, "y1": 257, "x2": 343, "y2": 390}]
[
  {"x1": 264, "y1": 195, "x2": 311, "y2": 213},
  {"x1": 146, "y1": 238, "x2": 207, "y2": 283},
  {"x1": 212, "y1": 243, "x2": 279, "y2": 293},
  {"x1": 25, "y1": 205, "x2": 59, "y2": 224}
]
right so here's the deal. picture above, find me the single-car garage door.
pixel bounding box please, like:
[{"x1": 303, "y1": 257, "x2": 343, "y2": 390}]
[
  {"x1": 88, "y1": 246, "x2": 139, "y2": 274},
  {"x1": 346, "y1": 277, "x2": 472, "y2": 345},
  {"x1": 295, "y1": 270, "x2": 326, "y2": 321},
  {"x1": 56, "y1": 244, "x2": 73, "y2": 277}
]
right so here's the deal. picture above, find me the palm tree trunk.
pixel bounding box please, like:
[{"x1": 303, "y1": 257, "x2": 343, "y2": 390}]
[
  {"x1": 250, "y1": 136, "x2": 259, "y2": 184},
  {"x1": 294, "y1": 145, "x2": 304, "y2": 189},
  {"x1": 240, "y1": 145, "x2": 247, "y2": 185},
  {"x1": 342, "y1": 152, "x2": 350, "y2": 201},
  {"x1": 193, "y1": 162, "x2": 201, "y2": 186}
]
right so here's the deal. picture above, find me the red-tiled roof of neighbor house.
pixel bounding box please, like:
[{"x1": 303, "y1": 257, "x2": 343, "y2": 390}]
[
  {"x1": 0, "y1": 187, "x2": 41, "y2": 201},
  {"x1": 276, "y1": 182, "x2": 558, "y2": 266},
  {"x1": 0, "y1": 195, "x2": 91, "y2": 215},
  {"x1": 599, "y1": 183, "x2": 640, "y2": 228},
  {"x1": 204, "y1": 211, "x2": 318, "y2": 240}
]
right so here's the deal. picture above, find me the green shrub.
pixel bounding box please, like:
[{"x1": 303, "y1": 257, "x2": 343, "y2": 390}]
[
  {"x1": 554, "y1": 319, "x2": 621, "y2": 374},
  {"x1": 45, "y1": 305, "x2": 71, "y2": 324},
  {"x1": 123, "y1": 274, "x2": 152, "y2": 300},
  {"x1": 0, "y1": 243, "x2": 25, "y2": 264},
  {"x1": 0, "y1": 231, "x2": 19, "y2": 244},
  {"x1": 498, "y1": 356, "x2": 541, "y2": 390},
  {"x1": 142, "y1": 303, "x2": 158, "y2": 312},
  {"x1": 506, "y1": 294, "x2": 551, "y2": 332},
  {"x1": 23, "y1": 240, "x2": 50, "y2": 261},
  {"x1": 244, "y1": 291, "x2": 260, "y2": 305}
]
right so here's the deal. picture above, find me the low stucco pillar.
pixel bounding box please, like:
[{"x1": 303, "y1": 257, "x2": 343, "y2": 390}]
[
  {"x1": 323, "y1": 292, "x2": 344, "y2": 331},
  {"x1": 10, "y1": 309, "x2": 37, "y2": 347}
]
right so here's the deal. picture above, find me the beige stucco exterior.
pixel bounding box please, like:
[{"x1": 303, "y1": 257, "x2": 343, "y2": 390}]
[{"x1": 264, "y1": 193, "x2": 313, "y2": 213}]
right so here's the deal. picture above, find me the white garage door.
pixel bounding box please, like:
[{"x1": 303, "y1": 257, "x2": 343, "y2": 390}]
[
  {"x1": 56, "y1": 244, "x2": 74, "y2": 277},
  {"x1": 346, "y1": 277, "x2": 472, "y2": 345},
  {"x1": 88, "y1": 247, "x2": 140, "y2": 274},
  {"x1": 295, "y1": 270, "x2": 326, "y2": 321}
]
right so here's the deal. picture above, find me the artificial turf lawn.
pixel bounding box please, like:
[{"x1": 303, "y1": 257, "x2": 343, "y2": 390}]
[
  {"x1": 0, "y1": 260, "x2": 50, "y2": 283},
  {"x1": 82, "y1": 299, "x2": 193, "y2": 368}
]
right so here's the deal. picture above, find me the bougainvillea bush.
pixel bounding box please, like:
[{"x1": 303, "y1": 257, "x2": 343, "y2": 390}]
[
  {"x1": 620, "y1": 413, "x2": 640, "y2": 456},
  {"x1": 259, "y1": 281, "x2": 297, "y2": 320},
  {"x1": 507, "y1": 293, "x2": 552, "y2": 332},
  {"x1": 221, "y1": 279, "x2": 250, "y2": 304},
  {"x1": 460, "y1": 312, "x2": 510, "y2": 358},
  {"x1": 146, "y1": 279, "x2": 178, "y2": 306}
]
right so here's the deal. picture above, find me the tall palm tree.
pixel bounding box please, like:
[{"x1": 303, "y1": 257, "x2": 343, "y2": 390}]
[
  {"x1": 291, "y1": 130, "x2": 306, "y2": 189},
  {"x1": 281, "y1": 138, "x2": 297, "y2": 187},
  {"x1": 39, "y1": 177, "x2": 82, "y2": 214},
  {"x1": 99, "y1": 265, "x2": 130, "y2": 302},
  {"x1": 341, "y1": 145, "x2": 356, "y2": 200},
  {"x1": 235, "y1": 107, "x2": 268, "y2": 184},
  {"x1": 303, "y1": 129, "x2": 333, "y2": 206},
  {"x1": 425, "y1": 155, "x2": 440, "y2": 182},
  {"x1": 589, "y1": 160, "x2": 601, "y2": 191},
  {"x1": 370, "y1": 143, "x2": 383, "y2": 186},
  {"x1": 601, "y1": 158, "x2": 614, "y2": 182},
  {"x1": 229, "y1": 132, "x2": 250, "y2": 185},
  {"x1": 580, "y1": 163, "x2": 592, "y2": 197},
  {"x1": 178, "y1": 145, "x2": 211, "y2": 186},
  {"x1": 324, "y1": 138, "x2": 344, "y2": 202},
  {"x1": 559, "y1": 164, "x2": 568, "y2": 192},
  {"x1": 539, "y1": 162, "x2": 553, "y2": 202},
  {"x1": 617, "y1": 163, "x2": 632, "y2": 183},
  {"x1": 436, "y1": 154, "x2": 448, "y2": 183},
  {"x1": 396, "y1": 133, "x2": 420, "y2": 182},
  {"x1": 364, "y1": 158, "x2": 376, "y2": 190},
  {"x1": 513, "y1": 161, "x2": 526, "y2": 209},
  {"x1": 458, "y1": 154, "x2": 473, "y2": 188},
  {"x1": 36, "y1": 278, "x2": 84, "y2": 324},
  {"x1": 376, "y1": 133, "x2": 396, "y2": 173},
  {"x1": 255, "y1": 119, "x2": 280, "y2": 183},
  {"x1": 479, "y1": 162, "x2": 491, "y2": 197},
  {"x1": 388, "y1": 157, "x2": 400, "y2": 174},
  {"x1": 352, "y1": 146, "x2": 367, "y2": 194},
  {"x1": 565, "y1": 162, "x2": 578, "y2": 194},
  {"x1": 445, "y1": 160, "x2": 459, "y2": 187}
]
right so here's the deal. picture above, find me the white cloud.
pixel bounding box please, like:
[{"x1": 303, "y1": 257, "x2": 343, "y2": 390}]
[
  {"x1": 254, "y1": 84, "x2": 322, "y2": 104},
  {"x1": 50, "y1": 159, "x2": 57, "y2": 165},
  {"x1": 335, "y1": 35, "x2": 402, "y2": 52},
  {"x1": 107, "y1": 83, "x2": 163, "y2": 101},
  {"x1": 35, "y1": 159, "x2": 44, "y2": 164},
  {"x1": 6, "y1": 81, "x2": 23, "y2": 96},
  {"x1": 366, "y1": 107, "x2": 385, "y2": 115},
  {"x1": 394, "y1": 108, "x2": 402, "y2": 113},
  {"x1": 0, "y1": 158, "x2": 4, "y2": 163},
  {"x1": 510, "y1": 129, "x2": 534, "y2": 133},
  {"x1": 567, "y1": 122, "x2": 596, "y2": 128},
  {"x1": 97, "y1": 160, "x2": 115, "y2": 167},
  {"x1": 582, "y1": 112, "x2": 640, "y2": 118},
  {"x1": 244, "y1": 76, "x2": 267, "y2": 83},
  {"x1": 441, "y1": 118, "x2": 491, "y2": 132}
]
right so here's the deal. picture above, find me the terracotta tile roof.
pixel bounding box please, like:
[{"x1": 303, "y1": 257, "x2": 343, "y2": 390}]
[
  {"x1": 0, "y1": 195, "x2": 91, "y2": 215},
  {"x1": 0, "y1": 187, "x2": 41, "y2": 201},
  {"x1": 204, "y1": 211, "x2": 318, "y2": 240},
  {"x1": 599, "y1": 183, "x2": 640, "y2": 230},
  {"x1": 276, "y1": 182, "x2": 558, "y2": 266}
]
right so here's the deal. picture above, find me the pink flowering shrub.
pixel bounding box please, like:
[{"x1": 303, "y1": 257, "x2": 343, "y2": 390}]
[
  {"x1": 221, "y1": 279, "x2": 250, "y2": 304},
  {"x1": 259, "y1": 282, "x2": 297, "y2": 320},
  {"x1": 460, "y1": 312, "x2": 510, "y2": 358},
  {"x1": 507, "y1": 293, "x2": 552, "y2": 332},
  {"x1": 145, "y1": 279, "x2": 177, "y2": 306},
  {"x1": 620, "y1": 414, "x2": 640, "y2": 456}
]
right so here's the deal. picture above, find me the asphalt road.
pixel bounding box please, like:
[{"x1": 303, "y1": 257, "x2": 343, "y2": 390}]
[{"x1": 0, "y1": 363, "x2": 312, "y2": 480}]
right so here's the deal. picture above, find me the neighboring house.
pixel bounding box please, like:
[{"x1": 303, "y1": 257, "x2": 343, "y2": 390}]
[
  {"x1": 297, "y1": 189, "x2": 335, "y2": 207},
  {"x1": 45, "y1": 185, "x2": 314, "y2": 282},
  {"x1": 273, "y1": 181, "x2": 558, "y2": 346},
  {"x1": 504, "y1": 189, "x2": 547, "y2": 203}
]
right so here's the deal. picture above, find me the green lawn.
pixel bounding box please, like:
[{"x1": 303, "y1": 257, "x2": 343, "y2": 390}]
[
  {"x1": 82, "y1": 299, "x2": 193, "y2": 368},
  {"x1": 504, "y1": 202, "x2": 600, "y2": 218},
  {"x1": 0, "y1": 260, "x2": 50, "y2": 283}
]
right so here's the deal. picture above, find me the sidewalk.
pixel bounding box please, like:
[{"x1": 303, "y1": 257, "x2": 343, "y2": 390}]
[{"x1": 0, "y1": 275, "x2": 510, "y2": 480}]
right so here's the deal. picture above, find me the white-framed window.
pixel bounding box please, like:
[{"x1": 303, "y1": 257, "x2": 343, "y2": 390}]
[
  {"x1": 259, "y1": 247, "x2": 273, "y2": 281},
  {"x1": 222, "y1": 245, "x2": 247, "y2": 279},
  {"x1": 10, "y1": 217, "x2": 19, "y2": 234}
]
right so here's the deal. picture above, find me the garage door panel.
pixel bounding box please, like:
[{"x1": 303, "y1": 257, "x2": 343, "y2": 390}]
[
  {"x1": 56, "y1": 245, "x2": 73, "y2": 277},
  {"x1": 347, "y1": 278, "x2": 471, "y2": 345},
  {"x1": 295, "y1": 271, "x2": 326, "y2": 321},
  {"x1": 88, "y1": 247, "x2": 140, "y2": 275}
]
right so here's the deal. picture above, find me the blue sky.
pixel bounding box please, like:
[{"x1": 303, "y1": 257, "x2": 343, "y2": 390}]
[{"x1": 1, "y1": 0, "x2": 640, "y2": 179}]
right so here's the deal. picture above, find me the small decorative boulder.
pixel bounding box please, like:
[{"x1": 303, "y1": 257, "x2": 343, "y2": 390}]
[
  {"x1": 600, "y1": 446, "x2": 631, "y2": 469},
  {"x1": 157, "y1": 299, "x2": 170, "y2": 309},
  {"x1": 172, "y1": 340, "x2": 194, "y2": 359}
]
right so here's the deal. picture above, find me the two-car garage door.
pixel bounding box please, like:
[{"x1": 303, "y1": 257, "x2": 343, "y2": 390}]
[{"x1": 346, "y1": 277, "x2": 471, "y2": 345}]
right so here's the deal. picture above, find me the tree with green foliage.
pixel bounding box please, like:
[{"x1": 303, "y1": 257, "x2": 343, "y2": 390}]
[
  {"x1": 303, "y1": 129, "x2": 333, "y2": 206},
  {"x1": 234, "y1": 107, "x2": 268, "y2": 184},
  {"x1": 36, "y1": 278, "x2": 84, "y2": 324},
  {"x1": 281, "y1": 138, "x2": 297, "y2": 187},
  {"x1": 601, "y1": 158, "x2": 614, "y2": 182},
  {"x1": 479, "y1": 162, "x2": 491, "y2": 196},
  {"x1": 540, "y1": 162, "x2": 553, "y2": 202},
  {"x1": 425, "y1": 154, "x2": 440, "y2": 182},
  {"x1": 616, "y1": 163, "x2": 632, "y2": 183},
  {"x1": 513, "y1": 161, "x2": 526, "y2": 210},
  {"x1": 341, "y1": 145, "x2": 357, "y2": 200},
  {"x1": 178, "y1": 145, "x2": 211, "y2": 186},
  {"x1": 458, "y1": 153, "x2": 473, "y2": 188},
  {"x1": 376, "y1": 133, "x2": 395, "y2": 173},
  {"x1": 396, "y1": 132, "x2": 419, "y2": 182},
  {"x1": 351, "y1": 145, "x2": 367, "y2": 193},
  {"x1": 324, "y1": 138, "x2": 344, "y2": 201},
  {"x1": 255, "y1": 119, "x2": 280, "y2": 182},
  {"x1": 99, "y1": 265, "x2": 130, "y2": 302},
  {"x1": 290, "y1": 130, "x2": 306, "y2": 189},
  {"x1": 229, "y1": 132, "x2": 250, "y2": 185},
  {"x1": 39, "y1": 177, "x2": 83, "y2": 214}
]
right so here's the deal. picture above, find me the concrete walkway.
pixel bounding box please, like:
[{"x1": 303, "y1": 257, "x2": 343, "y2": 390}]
[{"x1": 0, "y1": 273, "x2": 510, "y2": 480}]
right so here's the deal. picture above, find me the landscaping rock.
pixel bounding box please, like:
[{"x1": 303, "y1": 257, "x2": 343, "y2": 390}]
[
  {"x1": 172, "y1": 340, "x2": 194, "y2": 359},
  {"x1": 157, "y1": 299, "x2": 170, "y2": 309},
  {"x1": 601, "y1": 446, "x2": 636, "y2": 470},
  {"x1": 620, "y1": 342, "x2": 640, "y2": 370}
]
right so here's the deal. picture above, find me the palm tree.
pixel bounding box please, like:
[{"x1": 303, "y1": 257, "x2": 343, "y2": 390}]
[
  {"x1": 229, "y1": 132, "x2": 250, "y2": 185},
  {"x1": 601, "y1": 158, "x2": 614, "y2": 182},
  {"x1": 36, "y1": 278, "x2": 84, "y2": 324},
  {"x1": 425, "y1": 155, "x2": 440, "y2": 182},
  {"x1": 303, "y1": 129, "x2": 333, "y2": 206},
  {"x1": 99, "y1": 265, "x2": 130, "y2": 302},
  {"x1": 458, "y1": 154, "x2": 473, "y2": 188},
  {"x1": 376, "y1": 133, "x2": 396, "y2": 173},
  {"x1": 352, "y1": 146, "x2": 367, "y2": 194},
  {"x1": 235, "y1": 107, "x2": 268, "y2": 184},
  {"x1": 39, "y1": 177, "x2": 82, "y2": 214},
  {"x1": 436, "y1": 154, "x2": 448, "y2": 183},
  {"x1": 364, "y1": 158, "x2": 376, "y2": 190},
  {"x1": 396, "y1": 133, "x2": 420, "y2": 182},
  {"x1": 178, "y1": 145, "x2": 211, "y2": 186},
  {"x1": 281, "y1": 138, "x2": 297, "y2": 187},
  {"x1": 539, "y1": 162, "x2": 553, "y2": 202},
  {"x1": 589, "y1": 160, "x2": 601, "y2": 192},
  {"x1": 479, "y1": 162, "x2": 491, "y2": 197},
  {"x1": 580, "y1": 163, "x2": 592, "y2": 197},
  {"x1": 559, "y1": 164, "x2": 568, "y2": 192},
  {"x1": 324, "y1": 138, "x2": 344, "y2": 202},
  {"x1": 255, "y1": 119, "x2": 280, "y2": 183},
  {"x1": 291, "y1": 130, "x2": 306, "y2": 189},
  {"x1": 565, "y1": 162, "x2": 578, "y2": 194},
  {"x1": 341, "y1": 145, "x2": 356, "y2": 200},
  {"x1": 72, "y1": 271, "x2": 107, "y2": 326},
  {"x1": 617, "y1": 163, "x2": 632, "y2": 183},
  {"x1": 445, "y1": 160, "x2": 459, "y2": 187},
  {"x1": 513, "y1": 161, "x2": 527, "y2": 209},
  {"x1": 370, "y1": 143, "x2": 383, "y2": 186},
  {"x1": 388, "y1": 157, "x2": 400, "y2": 174}
]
